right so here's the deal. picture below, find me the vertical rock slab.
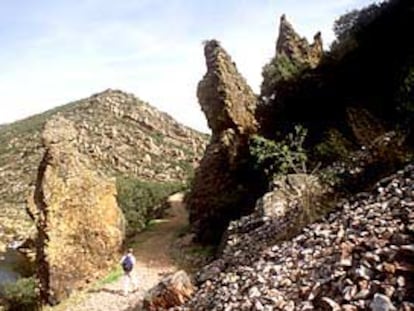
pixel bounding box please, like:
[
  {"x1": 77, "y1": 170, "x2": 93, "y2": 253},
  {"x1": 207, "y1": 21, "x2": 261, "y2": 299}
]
[
  {"x1": 185, "y1": 40, "x2": 259, "y2": 244},
  {"x1": 29, "y1": 116, "x2": 125, "y2": 304}
]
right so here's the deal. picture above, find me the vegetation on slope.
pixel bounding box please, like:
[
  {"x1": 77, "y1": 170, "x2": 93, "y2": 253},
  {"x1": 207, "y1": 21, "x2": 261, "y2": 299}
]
[
  {"x1": 116, "y1": 177, "x2": 186, "y2": 237},
  {"x1": 256, "y1": 0, "x2": 414, "y2": 192}
]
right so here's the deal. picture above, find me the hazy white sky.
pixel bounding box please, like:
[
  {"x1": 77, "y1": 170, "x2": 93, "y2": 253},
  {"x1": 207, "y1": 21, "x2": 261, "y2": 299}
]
[{"x1": 0, "y1": 0, "x2": 377, "y2": 132}]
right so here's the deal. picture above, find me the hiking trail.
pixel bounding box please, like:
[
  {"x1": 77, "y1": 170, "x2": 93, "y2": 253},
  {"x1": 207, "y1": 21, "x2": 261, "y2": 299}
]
[{"x1": 46, "y1": 192, "x2": 189, "y2": 311}]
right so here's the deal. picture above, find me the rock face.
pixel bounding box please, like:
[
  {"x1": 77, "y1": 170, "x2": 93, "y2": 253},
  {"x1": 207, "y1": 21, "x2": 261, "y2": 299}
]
[
  {"x1": 28, "y1": 116, "x2": 125, "y2": 304},
  {"x1": 185, "y1": 40, "x2": 259, "y2": 244},
  {"x1": 276, "y1": 14, "x2": 323, "y2": 69},
  {"x1": 0, "y1": 89, "x2": 207, "y2": 250},
  {"x1": 260, "y1": 0, "x2": 414, "y2": 158},
  {"x1": 197, "y1": 40, "x2": 257, "y2": 136},
  {"x1": 178, "y1": 164, "x2": 414, "y2": 310},
  {"x1": 143, "y1": 270, "x2": 195, "y2": 311}
]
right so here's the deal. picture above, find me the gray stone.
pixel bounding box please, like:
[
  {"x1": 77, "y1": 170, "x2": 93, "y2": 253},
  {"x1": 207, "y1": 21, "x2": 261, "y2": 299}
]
[{"x1": 370, "y1": 293, "x2": 397, "y2": 311}]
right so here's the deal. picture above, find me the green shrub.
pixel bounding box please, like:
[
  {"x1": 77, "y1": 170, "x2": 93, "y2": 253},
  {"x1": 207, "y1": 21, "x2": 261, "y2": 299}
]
[
  {"x1": 314, "y1": 129, "x2": 354, "y2": 163},
  {"x1": 261, "y1": 53, "x2": 304, "y2": 98},
  {"x1": 2, "y1": 277, "x2": 40, "y2": 311},
  {"x1": 330, "y1": 2, "x2": 386, "y2": 56},
  {"x1": 116, "y1": 177, "x2": 185, "y2": 236},
  {"x1": 249, "y1": 125, "x2": 308, "y2": 178},
  {"x1": 95, "y1": 266, "x2": 123, "y2": 287}
]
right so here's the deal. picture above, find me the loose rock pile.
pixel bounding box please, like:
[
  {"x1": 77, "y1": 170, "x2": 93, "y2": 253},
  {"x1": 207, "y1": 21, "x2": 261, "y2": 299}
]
[{"x1": 181, "y1": 164, "x2": 414, "y2": 310}]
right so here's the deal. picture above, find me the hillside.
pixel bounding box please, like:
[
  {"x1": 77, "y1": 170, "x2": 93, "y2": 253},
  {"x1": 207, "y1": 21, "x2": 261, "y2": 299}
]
[
  {"x1": 186, "y1": 0, "x2": 414, "y2": 246},
  {"x1": 1, "y1": 0, "x2": 414, "y2": 310},
  {"x1": 0, "y1": 89, "x2": 208, "y2": 248},
  {"x1": 174, "y1": 0, "x2": 414, "y2": 309}
]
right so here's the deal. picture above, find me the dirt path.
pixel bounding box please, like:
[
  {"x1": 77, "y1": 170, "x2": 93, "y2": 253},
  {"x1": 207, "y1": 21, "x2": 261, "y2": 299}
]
[{"x1": 47, "y1": 192, "x2": 188, "y2": 311}]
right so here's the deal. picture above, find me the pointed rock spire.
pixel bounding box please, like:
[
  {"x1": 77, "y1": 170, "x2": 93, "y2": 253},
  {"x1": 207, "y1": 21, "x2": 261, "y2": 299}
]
[
  {"x1": 198, "y1": 40, "x2": 258, "y2": 135},
  {"x1": 275, "y1": 15, "x2": 323, "y2": 68},
  {"x1": 186, "y1": 40, "x2": 260, "y2": 244}
]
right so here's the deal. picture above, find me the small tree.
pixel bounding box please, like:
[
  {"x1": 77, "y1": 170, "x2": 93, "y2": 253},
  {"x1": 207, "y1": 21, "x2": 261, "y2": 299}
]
[
  {"x1": 249, "y1": 125, "x2": 308, "y2": 179},
  {"x1": 331, "y1": 2, "x2": 385, "y2": 51}
]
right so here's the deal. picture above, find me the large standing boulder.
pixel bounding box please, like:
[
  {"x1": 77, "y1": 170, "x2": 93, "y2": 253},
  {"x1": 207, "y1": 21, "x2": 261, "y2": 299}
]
[
  {"x1": 27, "y1": 116, "x2": 125, "y2": 304},
  {"x1": 185, "y1": 40, "x2": 260, "y2": 244}
]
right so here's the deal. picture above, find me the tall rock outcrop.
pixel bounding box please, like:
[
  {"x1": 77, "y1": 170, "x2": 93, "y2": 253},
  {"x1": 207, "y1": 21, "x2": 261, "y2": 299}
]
[
  {"x1": 27, "y1": 116, "x2": 125, "y2": 304},
  {"x1": 198, "y1": 40, "x2": 257, "y2": 136},
  {"x1": 261, "y1": 15, "x2": 323, "y2": 98},
  {"x1": 259, "y1": 2, "x2": 413, "y2": 176},
  {"x1": 276, "y1": 14, "x2": 323, "y2": 69},
  {"x1": 185, "y1": 40, "x2": 260, "y2": 244}
]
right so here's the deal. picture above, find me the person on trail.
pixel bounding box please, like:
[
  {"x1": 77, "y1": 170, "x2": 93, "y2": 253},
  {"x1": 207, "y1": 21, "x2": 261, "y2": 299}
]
[{"x1": 120, "y1": 248, "x2": 138, "y2": 295}]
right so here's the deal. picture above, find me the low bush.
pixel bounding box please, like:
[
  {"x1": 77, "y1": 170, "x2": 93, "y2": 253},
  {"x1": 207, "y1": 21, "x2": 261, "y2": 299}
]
[
  {"x1": 314, "y1": 128, "x2": 354, "y2": 163},
  {"x1": 2, "y1": 277, "x2": 40, "y2": 311},
  {"x1": 249, "y1": 125, "x2": 308, "y2": 179}
]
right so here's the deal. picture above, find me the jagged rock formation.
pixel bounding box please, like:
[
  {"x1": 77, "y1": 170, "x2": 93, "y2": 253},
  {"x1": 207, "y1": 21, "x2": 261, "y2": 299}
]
[
  {"x1": 261, "y1": 15, "x2": 323, "y2": 98},
  {"x1": 0, "y1": 89, "x2": 207, "y2": 248},
  {"x1": 143, "y1": 270, "x2": 194, "y2": 311},
  {"x1": 276, "y1": 14, "x2": 323, "y2": 69},
  {"x1": 197, "y1": 40, "x2": 257, "y2": 136},
  {"x1": 179, "y1": 164, "x2": 414, "y2": 310},
  {"x1": 185, "y1": 40, "x2": 260, "y2": 244},
  {"x1": 27, "y1": 116, "x2": 125, "y2": 304},
  {"x1": 259, "y1": 0, "x2": 414, "y2": 157},
  {"x1": 179, "y1": 2, "x2": 414, "y2": 310}
]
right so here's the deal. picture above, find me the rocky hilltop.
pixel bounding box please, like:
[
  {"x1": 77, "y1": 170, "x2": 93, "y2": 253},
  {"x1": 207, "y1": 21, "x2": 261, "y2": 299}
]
[{"x1": 0, "y1": 89, "x2": 208, "y2": 247}]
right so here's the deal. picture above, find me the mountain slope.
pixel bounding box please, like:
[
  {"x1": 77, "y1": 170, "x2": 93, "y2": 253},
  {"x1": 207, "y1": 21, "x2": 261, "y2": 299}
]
[{"x1": 0, "y1": 89, "x2": 208, "y2": 247}]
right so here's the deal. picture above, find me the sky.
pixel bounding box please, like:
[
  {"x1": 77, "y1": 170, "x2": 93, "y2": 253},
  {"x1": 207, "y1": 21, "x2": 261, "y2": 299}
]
[{"x1": 0, "y1": 0, "x2": 378, "y2": 133}]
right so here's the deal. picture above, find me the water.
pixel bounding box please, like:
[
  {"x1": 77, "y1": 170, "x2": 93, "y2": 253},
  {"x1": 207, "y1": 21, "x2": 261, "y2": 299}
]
[{"x1": 0, "y1": 248, "x2": 33, "y2": 292}]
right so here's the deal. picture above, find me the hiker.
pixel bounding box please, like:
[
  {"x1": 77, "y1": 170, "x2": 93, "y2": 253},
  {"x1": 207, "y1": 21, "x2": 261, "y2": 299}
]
[{"x1": 120, "y1": 248, "x2": 138, "y2": 295}]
